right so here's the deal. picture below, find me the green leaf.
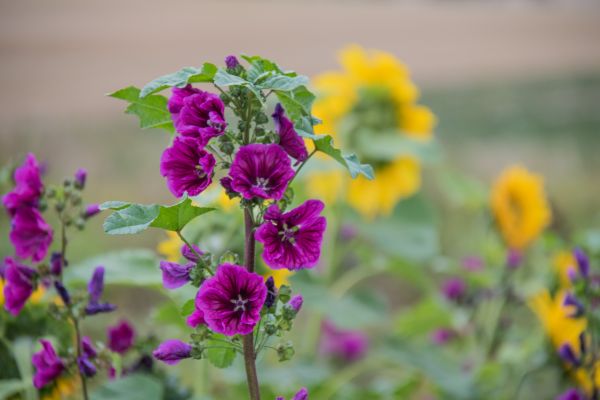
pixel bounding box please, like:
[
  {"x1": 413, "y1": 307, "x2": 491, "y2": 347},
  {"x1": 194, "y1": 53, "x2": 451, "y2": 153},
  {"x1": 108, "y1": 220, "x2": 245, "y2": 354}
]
[
  {"x1": 151, "y1": 197, "x2": 214, "y2": 231},
  {"x1": 213, "y1": 69, "x2": 263, "y2": 103},
  {"x1": 206, "y1": 334, "x2": 236, "y2": 368},
  {"x1": 241, "y1": 55, "x2": 282, "y2": 82},
  {"x1": 294, "y1": 116, "x2": 323, "y2": 140},
  {"x1": 275, "y1": 86, "x2": 315, "y2": 121},
  {"x1": 395, "y1": 298, "x2": 450, "y2": 338},
  {"x1": 313, "y1": 135, "x2": 374, "y2": 179},
  {"x1": 140, "y1": 64, "x2": 217, "y2": 98},
  {"x1": 99, "y1": 201, "x2": 131, "y2": 211},
  {"x1": 180, "y1": 299, "x2": 195, "y2": 316},
  {"x1": 109, "y1": 86, "x2": 173, "y2": 132},
  {"x1": 65, "y1": 249, "x2": 162, "y2": 286},
  {"x1": 355, "y1": 133, "x2": 441, "y2": 163},
  {"x1": 257, "y1": 74, "x2": 308, "y2": 91},
  {"x1": 0, "y1": 379, "x2": 29, "y2": 400},
  {"x1": 91, "y1": 374, "x2": 163, "y2": 400}
]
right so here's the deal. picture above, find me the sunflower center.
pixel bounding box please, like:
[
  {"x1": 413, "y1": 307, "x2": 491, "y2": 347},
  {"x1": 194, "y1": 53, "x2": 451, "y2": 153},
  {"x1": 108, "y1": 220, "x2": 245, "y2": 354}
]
[{"x1": 230, "y1": 294, "x2": 248, "y2": 312}]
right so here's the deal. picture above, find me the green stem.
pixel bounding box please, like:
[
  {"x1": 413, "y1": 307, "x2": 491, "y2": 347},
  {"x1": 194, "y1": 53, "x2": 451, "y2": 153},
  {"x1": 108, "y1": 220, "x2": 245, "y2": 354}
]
[{"x1": 72, "y1": 317, "x2": 90, "y2": 400}]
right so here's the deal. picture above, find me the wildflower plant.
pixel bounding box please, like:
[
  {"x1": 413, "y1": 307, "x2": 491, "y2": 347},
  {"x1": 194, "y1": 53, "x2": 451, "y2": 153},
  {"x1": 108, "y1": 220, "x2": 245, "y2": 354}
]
[{"x1": 107, "y1": 54, "x2": 373, "y2": 399}]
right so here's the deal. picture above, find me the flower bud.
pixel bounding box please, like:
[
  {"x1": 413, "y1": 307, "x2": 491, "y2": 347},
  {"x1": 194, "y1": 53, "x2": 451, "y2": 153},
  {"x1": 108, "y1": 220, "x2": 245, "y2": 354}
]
[
  {"x1": 53, "y1": 281, "x2": 70, "y2": 305},
  {"x1": 77, "y1": 356, "x2": 97, "y2": 377},
  {"x1": 181, "y1": 244, "x2": 203, "y2": 263},
  {"x1": 573, "y1": 248, "x2": 589, "y2": 278},
  {"x1": 160, "y1": 261, "x2": 193, "y2": 290},
  {"x1": 153, "y1": 339, "x2": 192, "y2": 365},
  {"x1": 265, "y1": 277, "x2": 277, "y2": 308},
  {"x1": 74, "y1": 168, "x2": 87, "y2": 189},
  {"x1": 84, "y1": 204, "x2": 101, "y2": 219},
  {"x1": 289, "y1": 295, "x2": 303, "y2": 314},
  {"x1": 441, "y1": 277, "x2": 466, "y2": 301},
  {"x1": 276, "y1": 341, "x2": 295, "y2": 362},
  {"x1": 563, "y1": 293, "x2": 585, "y2": 317},
  {"x1": 558, "y1": 343, "x2": 579, "y2": 366},
  {"x1": 225, "y1": 55, "x2": 239, "y2": 70},
  {"x1": 50, "y1": 252, "x2": 63, "y2": 275},
  {"x1": 506, "y1": 249, "x2": 522, "y2": 269}
]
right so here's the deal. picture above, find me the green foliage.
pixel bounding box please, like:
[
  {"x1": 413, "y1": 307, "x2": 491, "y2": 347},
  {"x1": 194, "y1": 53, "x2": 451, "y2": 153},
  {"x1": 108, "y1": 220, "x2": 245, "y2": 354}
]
[
  {"x1": 91, "y1": 374, "x2": 164, "y2": 400},
  {"x1": 109, "y1": 86, "x2": 174, "y2": 132},
  {"x1": 275, "y1": 86, "x2": 315, "y2": 122},
  {"x1": 395, "y1": 298, "x2": 451, "y2": 338},
  {"x1": 313, "y1": 135, "x2": 374, "y2": 180},
  {"x1": 205, "y1": 334, "x2": 236, "y2": 368},
  {"x1": 140, "y1": 64, "x2": 218, "y2": 98}
]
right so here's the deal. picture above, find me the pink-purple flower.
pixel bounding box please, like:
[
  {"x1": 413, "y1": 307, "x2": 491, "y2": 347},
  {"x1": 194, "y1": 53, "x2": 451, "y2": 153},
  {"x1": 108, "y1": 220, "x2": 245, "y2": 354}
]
[
  {"x1": 288, "y1": 295, "x2": 304, "y2": 313},
  {"x1": 229, "y1": 144, "x2": 294, "y2": 200},
  {"x1": 276, "y1": 388, "x2": 309, "y2": 400},
  {"x1": 9, "y1": 207, "x2": 53, "y2": 263},
  {"x1": 2, "y1": 153, "x2": 43, "y2": 215},
  {"x1": 168, "y1": 86, "x2": 226, "y2": 144},
  {"x1": 431, "y1": 328, "x2": 455, "y2": 345},
  {"x1": 441, "y1": 277, "x2": 466, "y2": 301},
  {"x1": 85, "y1": 266, "x2": 116, "y2": 315},
  {"x1": 272, "y1": 103, "x2": 308, "y2": 162},
  {"x1": 153, "y1": 339, "x2": 192, "y2": 365},
  {"x1": 556, "y1": 389, "x2": 585, "y2": 400},
  {"x1": 32, "y1": 339, "x2": 64, "y2": 389},
  {"x1": 160, "y1": 136, "x2": 216, "y2": 198},
  {"x1": 107, "y1": 320, "x2": 135, "y2": 354},
  {"x1": 196, "y1": 264, "x2": 267, "y2": 336},
  {"x1": 255, "y1": 200, "x2": 326, "y2": 270},
  {"x1": 319, "y1": 320, "x2": 368, "y2": 362},
  {"x1": 160, "y1": 261, "x2": 193, "y2": 290},
  {"x1": 187, "y1": 288, "x2": 206, "y2": 328},
  {"x1": 3, "y1": 257, "x2": 37, "y2": 316}
]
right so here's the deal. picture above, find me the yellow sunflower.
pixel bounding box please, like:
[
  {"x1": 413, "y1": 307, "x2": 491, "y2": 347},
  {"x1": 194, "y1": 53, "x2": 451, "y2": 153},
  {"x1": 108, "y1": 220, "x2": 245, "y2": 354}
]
[
  {"x1": 309, "y1": 45, "x2": 436, "y2": 219},
  {"x1": 490, "y1": 165, "x2": 551, "y2": 250},
  {"x1": 157, "y1": 231, "x2": 183, "y2": 262},
  {"x1": 42, "y1": 376, "x2": 79, "y2": 400},
  {"x1": 554, "y1": 250, "x2": 576, "y2": 288}
]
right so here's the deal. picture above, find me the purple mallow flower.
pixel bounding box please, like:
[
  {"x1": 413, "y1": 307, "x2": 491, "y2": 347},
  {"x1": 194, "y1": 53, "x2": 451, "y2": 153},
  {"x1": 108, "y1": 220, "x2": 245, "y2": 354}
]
[
  {"x1": 74, "y1": 168, "x2": 87, "y2": 189},
  {"x1": 168, "y1": 86, "x2": 227, "y2": 144},
  {"x1": 320, "y1": 320, "x2": 368, "y2": 362},
  {"x1": 441, "y1": 277, "x2": 466, "y2": 301},
  {"x1": 84, "y1": 204, "x2": 101, "y2": 219},
  {"x1": 181, "y1": 243, "x2": 203, "y2": 263},
  {"x1": 187, "y1": 289, "x2": 206, "y2": 328},
  {"x1": 557, "y1": 388, "x2": 586, "y2": 400},
  {"x1": 506, "y1": 249, "x2": 522, "y2": 269},
  {"x1": 2, "y1": 153, "x2": 43, "y2": 215},
  {"x1": 196, "y1": 264, "x2": 267, "y2": 336},
  {"x1": 431, "y1": 328, "x2": 455, "y2": 345},
  {"x1": 32, "y1": 339, "x2": 64, "y2": 389},
  {"x1": 289, "y1": 295, "x2": 303, "y2": 313},
  {"x1": 107, "y1": 320, "x2": 135, "y2": 354},
  {"x1": 160, "y1": 261, "x2": 193, "y2": 290},
  {"x1": 277, "y1": 388, "x2": 309, "y2": 400},
  {"x1": 3, "y1": 257, "x2": 37, "y2": 316},
  {"x1": 153, "y1": 339, "x2": 192, "y2": 365},
  {"x1": 77, "y1": 356, "x2": 97, "y2": 377},
  {"x1": 225, "y1": 55, "x2": 240, "y2": 69},
  {"x1": 255, "y1": 200, "x2": 326, "y2": 270},
  {"x1": 229, "y1": 144, "x2": 294, "y2": 200},
  {"x1": 85, "y1": 266, "x2": 116, "y2": 315},
  {"x1": 272, "y1": 103, "x2": 308, "y2": 162},
  {"x1": 160, "y1": 136, "x2": 216, "y2": 198},
  {"x1": 558, "y1": 343, "x2": 580, "y2": 366},
  {"x1": 9, "y1": 207, "x2": 53, "y2": 263},
  {"x1": 573, "y1": 248, "x2": 589, "y2": 278}
]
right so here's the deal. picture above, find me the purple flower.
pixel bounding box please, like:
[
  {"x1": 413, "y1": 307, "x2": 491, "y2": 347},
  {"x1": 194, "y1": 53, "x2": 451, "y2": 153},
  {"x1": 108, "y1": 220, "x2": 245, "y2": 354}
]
[
  {"x1": 9, "y1": 207, "x2": 53, "y2": 263},
  {"x1": 82, "y1": 337, "x2": 97, "y2": 358},
  {"x1": 77, "y1": 356, "x2": 97, "y2": 377},
  {"x1": 265, "y1": 276, "x2": 277, "y2": 308},
  {"x1": 3, "y1": 257, "x2": 37, "y2": 316},
  {"x1": 272, "y1": 104, "x2": 308, "y2": 162},
  {"x1": 160, "y1": 136, "x2": 216, "y2": 198},
  {"x1": 50, "y1": 252, "x2": 63, "y2": 275},
  {"x1": 289, "y1": 295, "x2": 303, "y2": 313},
  {"x1": 558, "y1": 343, "x2": 580, "y2": 366},
  {"x1": 32, "y1": 340, "x2": 64, "y2": 389},
  {"x1": 107, "y1": 320, "x2": 135, "y2": 354},
  {"x1": 563, "y1": 293, "x2": 585, "y2": 317},
  {"x1": 159, "y1": 261, "x2": 193, "y2": 290},
  {"x1": 255, "y1": 200, "x2": 326, "y2": 270},
  {"x1": 220, "y1": 176, "x2": 236, "y2": 196},
  {"x1": 84, "y1": 204, "x2": 101, "y2": 219},
  {"x1": 320, "y1": 320, "x2": 368, "y2": 362},
  {"x1": 225, "y1": 55, "x2": 240, "y2": 69},
  {"x1": 277, "y1": 388, "x2": 309, "y2": 400},
  {"x1": 74, "y1": 168, "x2": 87, "y2": 189},
  {"x1": 506, "y1": 249, "x2": 522, "y2": 269},
  {"x1": 556, "y1": 389, "x2": 585, "y2": 400},
  {"x1": 573, "y1": 248, "x2": 589, "y2": 278},
  {"x1": 168, "y1": 86, "x2": 227, "y2": 144},
  {"x1": 431, "y1": 328, "x2": 455, "y2": 345},
  {"x1": 462, "y1": 256, "x2": 484, "y2": 272},
  {"x1": 153, "y1": 339, "x2": 192, "y2": 365},
  {"x1": 441, "y1": 277, "x2": 466, "y2": 301},
  {"x1": 229, "y1": 144, "x2": 294, "y2": 200},
  {"x1": 53, "y1": 281, "x2": 70, "y2": 306},
  {"x1": 196, "y1": 264, "x2": 267, "y2": 336},
  {"x1": 2, "y1": 153, "x2": 43, "y2": 215},
  {"x1": 85, "y1": 266, "x2": 116, "y2": 315},
  {"x1": 187, "y1": 289, "x2": 206, "y2": 328},
  {"x1": 181, "y1": 243, "x2": 203, "y2": 263}
]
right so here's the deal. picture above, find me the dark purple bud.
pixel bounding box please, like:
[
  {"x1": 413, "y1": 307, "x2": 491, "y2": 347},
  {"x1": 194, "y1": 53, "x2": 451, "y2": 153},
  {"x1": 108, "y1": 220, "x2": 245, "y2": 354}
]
[
  {"x1": 77, "y1": 356, "x2": 97, "y2": 377},
  {"x1": 441, "y1": 278, "x2": 466, "y2": 301},
  {"x1": 506, "y1": 249, "x2": 522, "y2": 269},
  {"x1": 181, "y1": 244, "x2": 203, "y2": 263},
  {"x1": 340, "y1": 224, "x2": 357, "y2": 242},
  {"x1": 573, "y1": 248, "x2": 590, "y2": 278},
  {"x1": 431, "y1": 328, "x2": 454, "y2": 345},
  {"x1": 289, "y1": 295, "x2": 303, "y2": 313},
  {"x1": 556, "y1": 388, "x2": 585, "y2": 400},
  {"x1": 563, "y1": 293, "x2": 585, "y2": 317},
  {"x1": 225, "y1": 55, "x2": 239, "y2": 70},
  {"x1": 82, "y1": 337, "x2": 97, "y2": 358},
  {"x1": 292, "y1": 388, "x2": 309, "y2": 400},
  {"x1": 50, "y1": 252, "x2": 63, "y2": 275},
  {"x1": 579, "y1": 332, "x2": 587, "y2": 355},
  {"x1": 160, "y1": 261, "x2": 193, "y2": 290},
  {"x1": 88, "y1": 266, "x2": 105, "y2": 303},
  {"x1": 74, "y1": 168, "x2": 87, "y2": 189},
  {"x1": 152, "y1": 339, "x2": 192, "y2": 365},
  {"x1": 53, "y1": 281, "x2": 70, "y2": 305},
  {"x1": 84, "y1": 204, "x2": 101, "y2": 219},
  {"x1": 107, "y1": 320, "x2": 135, "y2": 354},
  {"x1": 265, "y1": 277, "x2": 276, "y2": 308},
  {"x1": 220, "y1": 176, "x2": 237, "y2": 197},
  {"x1": 558, "y1": 343, "x2": 580, "y2": 366},
  {"x1": 567, "y1": 267, "x2": 578, "y2": 283},
  {"x1": 85, "y1": 302, "x2": 116, "y2": 315}
]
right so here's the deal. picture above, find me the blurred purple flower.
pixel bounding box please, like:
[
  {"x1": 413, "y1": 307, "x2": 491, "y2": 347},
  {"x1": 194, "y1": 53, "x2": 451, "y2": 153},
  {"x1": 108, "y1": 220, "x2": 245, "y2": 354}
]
[
  {"x1": 225, "y1": 55, "x2": 239, "y2": 69},
  {"x1": 563, "y1": 293, "x2": 585, "y2": 317},
  {"x1": 431, "y1": 328, "x2": 455, "y2": 345},
  {"x1": 462, "y1": 256, "x2": 484, "y2": 271},
  {"x1": 32, "y1": 340, "x2": 64, "y2": 389},
  {"x1": 153, "y1": 339, "x2": 192, "y2": 365},
  {"x1": 272, "y1": 103, "x2": 308, "y2": 162},
  {"x1": 50, "y1": 252, "x2": 63, "y2": 275},
  {"x1": 255, "y1": 200, "x2": 326, "y2": 270},
  {"x1": 9, "y1": 207, "x2": 53, "y2": 263},
  {"x1": 181, "y1": 243, "x2": 203, "y2": 263},
  {"x1": 320, "y1": 320, "x2": 368, "y2": 362},
  {"x1": 289, "y1": 295, "x2": 303, "y2": 313},
  {"x1": 229, "y1": 144, "x2": 294, "y2": 200},
  {"x1": 506, "y1": 249, "x2": 522, "y2": 269},
  {"x1": 84, "y1": 204, "x2": 101, "y2": 219},
  {"x1": 159, "y1": 261, "x2": 193, "y2": 290},
  {"x1": 74, "y1": 168, "x2": 87, "y2": 189},
  {"x1": 85, "y1": 266, "x2": 116, "y2": 315},
  {"x1": 197, "y1": 264, "x2": 267, "y2": 336},
  {"x1": 573, "y1": 248, "x2": 589, "y2": 278},
  {"x1": 2, "y1": 153, "x2": 43, "y2": 215},
  {"x1": 53, "y1": 281, "x2": 70, "y2": 306},
  {"x1": 77, "y1": 356, "x2": 97, "y2": 377},
  {"x1": 168, "y1": 86, "x2": 226, "y2": 144},
  {"x1": 187, "y1": 288, "x2": 206, "y2": 328},
  {"x1": 276, "y1": 388, "x2": 309, "y2": 400},
  {"x1": 82, "y1": 337, "x2": 97, "y2": 358},
  {"x1": 556, "y1": 388, "x2": 585, "y2": 400},
  {"x1": 558, "y1": 343, "x2": 580, "y2": 366},
  {"x1": 160, "y1": 136, "x2": 216, "y2": 198},
  {"x1": 441, "y1": 277, "x2": 466, "y2": 301},
  {"x1": 107, "y1": 320, "x2": 135, "y2": 354},
  {"x1": 265, "y1": 276, "x2": 277, "y2": 308},
  {"x1": 3, "y1": 257, "x2": 37, "y2": 316}
]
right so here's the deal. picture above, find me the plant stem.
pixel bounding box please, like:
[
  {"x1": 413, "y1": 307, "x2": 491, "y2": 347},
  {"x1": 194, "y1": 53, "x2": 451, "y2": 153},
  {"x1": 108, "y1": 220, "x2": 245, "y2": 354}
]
[
  {"x1": 242, "y1": 207, "x2": 261, "y2": 400},
  {"x1": 72, "y1": 317, "x2": 90, "y2": 400}
]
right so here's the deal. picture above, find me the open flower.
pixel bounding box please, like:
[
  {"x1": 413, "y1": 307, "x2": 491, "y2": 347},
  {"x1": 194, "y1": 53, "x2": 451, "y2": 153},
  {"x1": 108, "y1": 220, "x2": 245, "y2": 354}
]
[
  {"x1": 32, "y1": 340, "x2": 64, "y2": 389},
  {"x1": 272, "y1": 103, "x2": 308, "y2": 162},
  {"x1": 255, "y1": 200, "x2": 326, "y2": 270},
  {"x1": 9, "y1": 207, "x2": 53, "y2": 263},
  {"x1": 2, "y1": 153, "x2": 43, "y2": 215},
  {"x1": 229, "y1": 144, "x2": 294, "y2": 200},
  {"x1": 3, "y1": 257, "x2": 37, "y2": 316},
  {"x1": 319, "y1": 320, "x2": 368, "y2": 362},
  {"x1": 168, "y1": 86, "x2": 226, "y2": 144},
  {"x1": 160, "y1": 136, "x2": 216, "y2": 198},
  {"x1": 196, "y1": 264, "x2": 267, "y2": 336},
  {"x1": 107, "y1": 320, "x2": 135, "y2": 354},
  {"x1": 153, "y1": 339, "x2": 192, "y2": 365},
  {"x1": 187, "y1": 288, "x2": 206, "y2": 328}
]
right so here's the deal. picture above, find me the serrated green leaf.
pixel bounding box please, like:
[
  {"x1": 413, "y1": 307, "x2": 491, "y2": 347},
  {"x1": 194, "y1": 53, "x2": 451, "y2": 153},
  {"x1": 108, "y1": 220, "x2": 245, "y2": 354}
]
[
  {"x1": 206, "y1": 335, "x2": 237, "y2": 368},
  {"x1": 103, "y1": 204, "x2": 161, "y2": 235},
  {"x1": 313, "y1": 136, "x2": 374, "y2": 179},
  {"x1": 257, "y1": 74, "x2": 308, "y2": 91},
  {"x1": 242, "y1": 55, "x2": 282, "y2": 82},
  {"x1": 150, "y1": 197, "x2": 214, "y2": 231},
  {"x1": 275, "y1": 86, "x2": 315, "y2": 121},
  {"x1": 109, "y1": 86, "x2": 173, "y2": 132},
  {"x1": 140, "y1": 63, "x2": 217, "y2": 98},
  {"x1": 180, "y1": 299, "x2": 195, "y2": 316},
  {"x1": 214, "y1": 69, "x2": 263, "y2": 103},
  {"x1": 294, "y1": 116, "x2": 323, "y2": 140}
]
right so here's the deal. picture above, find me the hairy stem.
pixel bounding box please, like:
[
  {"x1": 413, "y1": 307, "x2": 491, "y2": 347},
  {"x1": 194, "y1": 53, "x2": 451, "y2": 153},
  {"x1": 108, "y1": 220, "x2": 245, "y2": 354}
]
[{"x1": 242, "y1": 207, "x2": 261, "y2": 400}]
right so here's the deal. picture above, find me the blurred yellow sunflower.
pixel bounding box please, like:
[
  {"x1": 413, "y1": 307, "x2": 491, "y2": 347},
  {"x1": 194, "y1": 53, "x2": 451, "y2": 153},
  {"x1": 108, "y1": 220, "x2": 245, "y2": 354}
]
[
  {"x1": 490, "y1": 165, "x2": 551, "y2": 250},
  {"x1": 554, "y1": 250, "x2": 576, "y2": 288},
  {"x1": 157, "y1": 231, "x2": 183, "y2": 262},
  {"x1": 42, "y1": 376, "x2": 79, "y2": 400},
  {"x1": 309, "y1": 45, "x2": 436, "y2": 219},
  {"x1": 264, "y1": 268, "x2": 293, "y2": 287}
]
